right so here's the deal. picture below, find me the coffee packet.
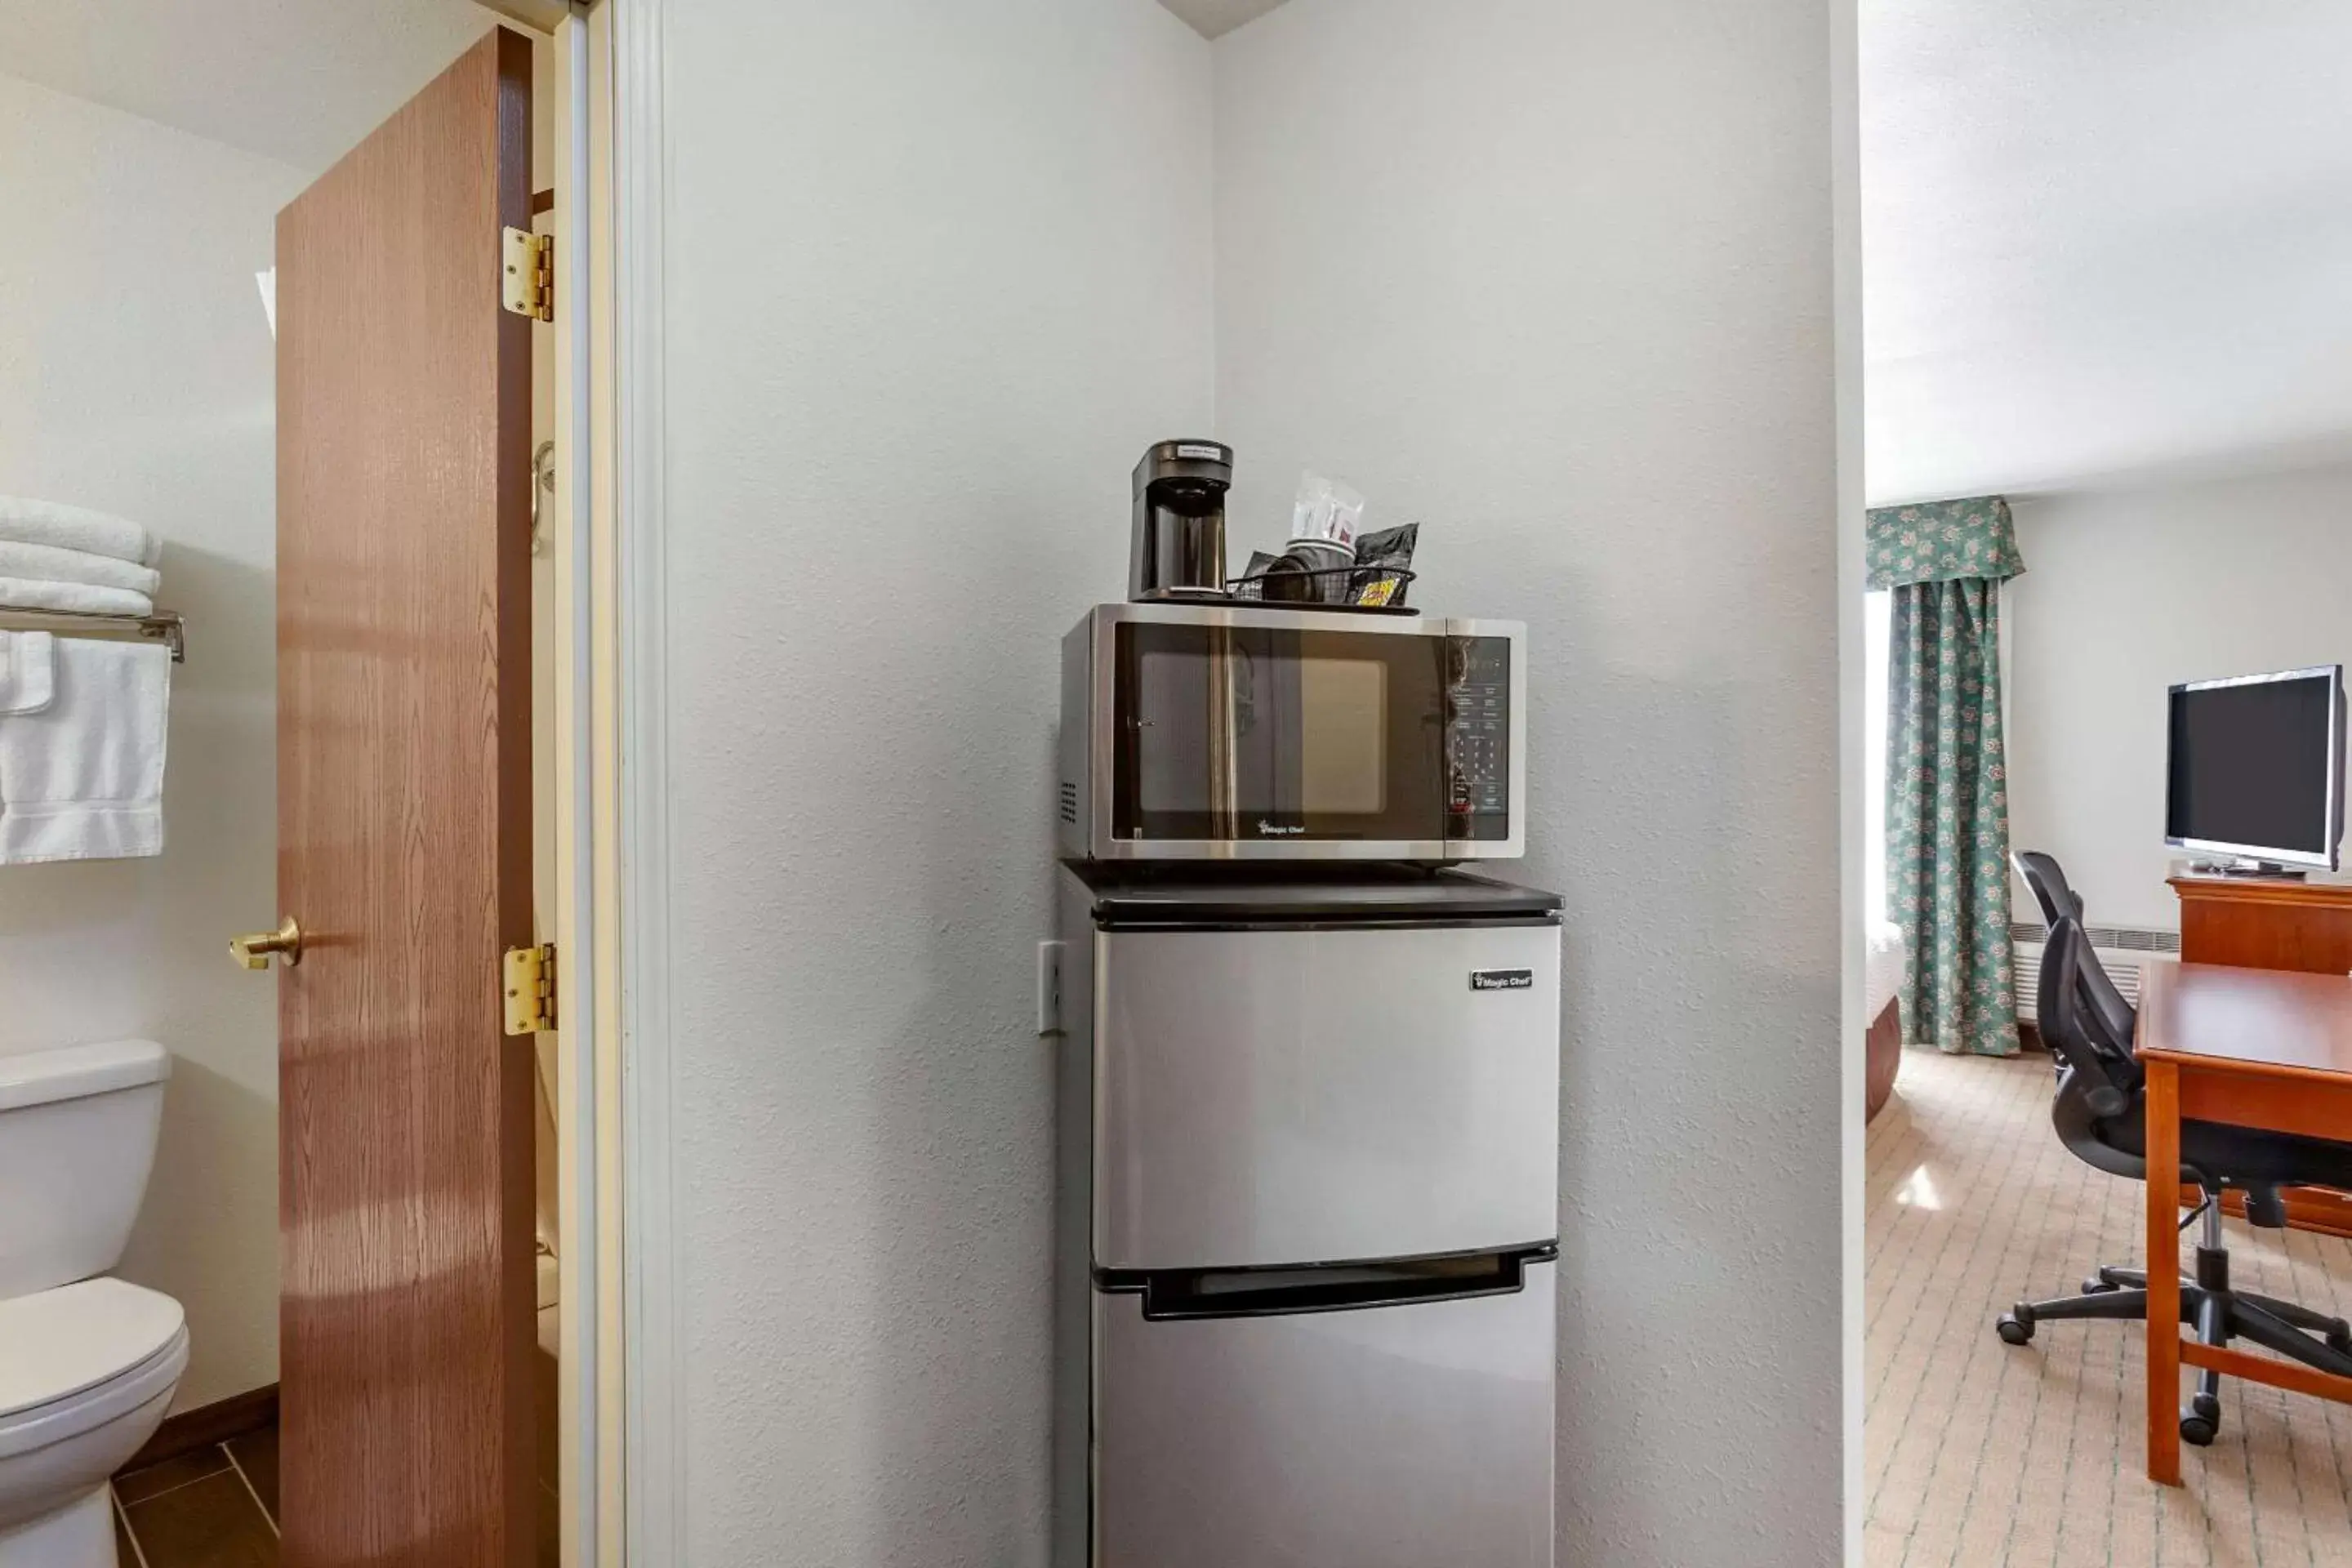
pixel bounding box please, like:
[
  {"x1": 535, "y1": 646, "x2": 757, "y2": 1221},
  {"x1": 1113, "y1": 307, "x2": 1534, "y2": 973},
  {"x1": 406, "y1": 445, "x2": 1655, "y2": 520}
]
[{"x1": 1351, "y1": 523, "x2": 1419, "y2": 607}]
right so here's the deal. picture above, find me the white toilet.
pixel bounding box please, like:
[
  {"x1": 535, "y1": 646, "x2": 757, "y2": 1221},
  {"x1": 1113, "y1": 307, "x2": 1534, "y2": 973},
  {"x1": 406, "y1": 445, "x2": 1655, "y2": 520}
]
[{"x1": 0, "y1": 1041, "x2": 189, "y2": 1566}]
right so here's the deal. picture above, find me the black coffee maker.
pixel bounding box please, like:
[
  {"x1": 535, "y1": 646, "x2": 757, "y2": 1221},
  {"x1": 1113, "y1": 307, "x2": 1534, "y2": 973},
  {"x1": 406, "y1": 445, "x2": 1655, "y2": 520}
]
[{"x1": 1128, "y1": 440, "x2": 1232, "y2": 600}]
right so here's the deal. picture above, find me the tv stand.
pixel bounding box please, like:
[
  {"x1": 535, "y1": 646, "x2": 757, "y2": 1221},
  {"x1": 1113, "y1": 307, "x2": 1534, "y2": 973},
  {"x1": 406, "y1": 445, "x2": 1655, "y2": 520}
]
[{"x1": 2172, "y1": 866, "x2": 2352, "y2": 969}]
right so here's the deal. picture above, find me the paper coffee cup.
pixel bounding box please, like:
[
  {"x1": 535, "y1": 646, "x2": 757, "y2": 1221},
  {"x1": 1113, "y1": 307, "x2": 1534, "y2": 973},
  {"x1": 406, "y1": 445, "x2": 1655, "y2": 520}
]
[{"x1": 1283, "y1": 539, "x2": 1354, "y2": 604}]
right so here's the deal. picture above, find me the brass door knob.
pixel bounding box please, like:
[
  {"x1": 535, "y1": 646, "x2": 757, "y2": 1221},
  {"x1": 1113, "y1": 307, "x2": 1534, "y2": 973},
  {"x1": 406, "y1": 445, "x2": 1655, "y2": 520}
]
[{"x1": 231, "y1": 916, "x2": 303, "y2": 970}]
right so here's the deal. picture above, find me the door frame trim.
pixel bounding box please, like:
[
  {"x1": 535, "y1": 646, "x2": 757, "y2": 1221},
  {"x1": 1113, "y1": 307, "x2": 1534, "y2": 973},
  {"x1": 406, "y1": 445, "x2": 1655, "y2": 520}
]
[
  {"x1": 1829, "y1": 0, "x2": 1865, "y2": 1561},
  {"x1": 609, "y1": 0, "x2": 684, "y2": 1560},
  {"x1": 550, "y1": 4, "x2": 617, "y2": 1564}
]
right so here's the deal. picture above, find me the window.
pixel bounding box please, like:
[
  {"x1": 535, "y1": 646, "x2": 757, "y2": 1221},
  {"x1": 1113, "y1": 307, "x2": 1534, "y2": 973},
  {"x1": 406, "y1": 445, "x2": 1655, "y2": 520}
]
[{"x1": 1864, "y1": 590, "x2": 1891, "y2": 926}]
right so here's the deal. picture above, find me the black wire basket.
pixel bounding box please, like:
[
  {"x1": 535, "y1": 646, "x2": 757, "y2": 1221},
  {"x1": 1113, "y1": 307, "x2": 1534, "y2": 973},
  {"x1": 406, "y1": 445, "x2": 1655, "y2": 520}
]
[{"x1": 1223, "y1": 564, "x2": 1419, "y2": 614}]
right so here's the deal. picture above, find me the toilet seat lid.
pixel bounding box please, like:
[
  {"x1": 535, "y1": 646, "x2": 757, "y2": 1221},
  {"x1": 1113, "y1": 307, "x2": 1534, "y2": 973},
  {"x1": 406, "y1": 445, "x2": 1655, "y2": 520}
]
[{"x1": 0, "y1": 1277, "x2": 185, "y2": 1419}]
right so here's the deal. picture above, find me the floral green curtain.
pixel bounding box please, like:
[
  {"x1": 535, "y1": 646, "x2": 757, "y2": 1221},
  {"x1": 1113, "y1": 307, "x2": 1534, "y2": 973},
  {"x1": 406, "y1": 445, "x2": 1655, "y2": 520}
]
[{"x1": 1870, "y1": 497, "x2": 2025, "y2": 1057}]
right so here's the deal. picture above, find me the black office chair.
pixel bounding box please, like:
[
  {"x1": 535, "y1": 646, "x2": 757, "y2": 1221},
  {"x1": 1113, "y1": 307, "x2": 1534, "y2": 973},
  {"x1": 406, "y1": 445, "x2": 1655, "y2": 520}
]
[
  {"x1": 1994, "y1": 914, "x2": 2352, "y2": 1445},
  {"x1": 2014, "y1": 849, "x2": 2136, "y2": 1054},
  {"x1": 2016, "y1": 849, "x2": 2308, "y2": 1232}
]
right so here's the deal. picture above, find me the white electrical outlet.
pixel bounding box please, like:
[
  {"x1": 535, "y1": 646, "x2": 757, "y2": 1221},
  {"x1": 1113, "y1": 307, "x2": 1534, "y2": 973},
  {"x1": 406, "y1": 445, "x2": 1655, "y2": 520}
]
[{"x1": 1036, "y1": 940, "x2": 1067, "y2": 1036}]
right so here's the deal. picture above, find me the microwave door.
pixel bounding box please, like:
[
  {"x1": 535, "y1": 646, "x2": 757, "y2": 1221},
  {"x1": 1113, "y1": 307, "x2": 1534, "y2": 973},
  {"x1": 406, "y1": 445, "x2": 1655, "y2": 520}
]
[
  {"x1": 1114, "y1": 615, "x2": 1455, "y2": 852},
  {"x1": 1075, "y1": 604, "x2": 1526, "y2": 861}
]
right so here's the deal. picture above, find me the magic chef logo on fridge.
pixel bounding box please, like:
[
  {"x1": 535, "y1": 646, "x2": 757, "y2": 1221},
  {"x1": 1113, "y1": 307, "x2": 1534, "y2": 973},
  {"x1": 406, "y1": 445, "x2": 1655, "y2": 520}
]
[
  {"x1": 1470, "y1": 969, "x2": 1535, "y2": 991},
  {"x1": 1255, "y1": 820, "x2": 1306, "y2": 835}
]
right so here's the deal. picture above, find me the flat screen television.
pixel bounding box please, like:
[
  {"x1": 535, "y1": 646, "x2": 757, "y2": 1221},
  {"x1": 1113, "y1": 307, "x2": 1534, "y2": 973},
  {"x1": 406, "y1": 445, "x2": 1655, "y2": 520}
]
[{"x1": 2165, "y1": 665, "x2": 2345, "y2": 872}]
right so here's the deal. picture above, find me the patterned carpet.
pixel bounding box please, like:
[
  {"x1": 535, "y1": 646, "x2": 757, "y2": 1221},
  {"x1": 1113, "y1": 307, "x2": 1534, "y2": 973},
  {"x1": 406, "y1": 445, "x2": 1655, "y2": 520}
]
[{"x1": 1866, "y1": 1049, "x2": 2352, "y2": 1567}]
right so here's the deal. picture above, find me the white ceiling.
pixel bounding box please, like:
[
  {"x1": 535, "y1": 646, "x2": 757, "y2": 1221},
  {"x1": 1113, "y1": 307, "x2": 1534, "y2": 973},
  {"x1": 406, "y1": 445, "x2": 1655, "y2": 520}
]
[
  {"x1": 0, "y1": 0, "x2": 499, "y2": 174},
  {"x1": 1157, "y1": 0, "x2": 1292, "y2": 41},
  {"x1": 26, "y1": 2, "x2": 2341, "y2": 505},
  {"x1": 1864, "y1": 2, "x2": 2352, "y2": 504}
]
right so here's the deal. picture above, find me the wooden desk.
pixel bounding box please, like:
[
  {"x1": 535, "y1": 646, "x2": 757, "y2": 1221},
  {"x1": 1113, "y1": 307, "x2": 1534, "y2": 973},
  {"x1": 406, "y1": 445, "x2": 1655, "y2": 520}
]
[
  {"x1": 2139, "y1": 960, "x2": 2352, "y2": 1485},
  {"x1": 2172, "y1": 871, "x2": 2352, "y2": 1237}
]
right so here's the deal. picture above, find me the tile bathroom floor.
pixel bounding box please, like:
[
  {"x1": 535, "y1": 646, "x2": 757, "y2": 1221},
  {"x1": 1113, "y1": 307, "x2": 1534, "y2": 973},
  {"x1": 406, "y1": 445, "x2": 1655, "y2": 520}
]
[
  {"x1": 109, "y1": 1320, "x2": 558, "y2": 1567},
  {"x1": 111, "y1": 1424, "x2": 278, "y2": 1566}
]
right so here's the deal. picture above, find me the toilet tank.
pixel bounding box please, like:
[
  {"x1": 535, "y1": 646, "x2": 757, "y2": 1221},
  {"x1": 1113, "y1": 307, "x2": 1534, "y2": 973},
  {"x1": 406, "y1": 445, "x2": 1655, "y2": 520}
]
[{"x1": 0, "y1": 1040, "x2": 171, "y2": 1301}]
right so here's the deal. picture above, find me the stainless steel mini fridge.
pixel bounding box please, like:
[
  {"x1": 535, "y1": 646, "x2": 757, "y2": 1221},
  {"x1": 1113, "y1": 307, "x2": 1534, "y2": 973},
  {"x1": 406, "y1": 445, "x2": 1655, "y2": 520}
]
[{"x1": 1054, "y1": 866, "x2": 1562, "y2": 1568}]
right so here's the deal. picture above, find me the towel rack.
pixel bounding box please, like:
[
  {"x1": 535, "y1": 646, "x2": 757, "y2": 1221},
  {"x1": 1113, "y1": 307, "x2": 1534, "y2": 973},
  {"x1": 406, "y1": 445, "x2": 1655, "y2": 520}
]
[{"x1": 0, "y1": 607, "x2": 185, "y2": 663}]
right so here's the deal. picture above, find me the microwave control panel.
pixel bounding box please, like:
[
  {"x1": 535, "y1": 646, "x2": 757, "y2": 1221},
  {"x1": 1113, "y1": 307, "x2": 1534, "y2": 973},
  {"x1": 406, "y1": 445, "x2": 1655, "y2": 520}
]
[{"x1": 1444, "y1": 636, "x2": 1513, "y2": 840}]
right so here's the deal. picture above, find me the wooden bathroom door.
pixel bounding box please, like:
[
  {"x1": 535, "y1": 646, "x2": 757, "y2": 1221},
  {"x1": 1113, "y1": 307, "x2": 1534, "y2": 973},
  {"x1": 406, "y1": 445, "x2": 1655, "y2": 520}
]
[{"x1": 274, "y1": 27, "x2": 537, "y2": 1567}]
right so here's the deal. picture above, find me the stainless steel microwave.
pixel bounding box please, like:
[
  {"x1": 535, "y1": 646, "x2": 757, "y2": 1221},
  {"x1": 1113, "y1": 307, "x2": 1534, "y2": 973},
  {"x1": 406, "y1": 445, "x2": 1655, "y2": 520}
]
[{"x1": 1058, "y1": 602, "x2": 1526, "y2": 862}]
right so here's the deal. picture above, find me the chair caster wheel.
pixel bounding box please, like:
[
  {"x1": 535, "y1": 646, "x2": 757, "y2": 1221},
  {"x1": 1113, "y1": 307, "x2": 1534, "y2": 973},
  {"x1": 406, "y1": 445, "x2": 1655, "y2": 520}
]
[
  {"x1": 1997, "y1": 1308, "x2": 2034, "y2": 1346},
  {"x1": 2181, "y1": 1392, "x2": 2221, "y2": 1447},
  {"x1": 2083, "y1": 1275, "x2": 2117, "y2": 1294},
  {"x1": 2328, "y1": 1329, "x2": 2352, "y2": 1356}
]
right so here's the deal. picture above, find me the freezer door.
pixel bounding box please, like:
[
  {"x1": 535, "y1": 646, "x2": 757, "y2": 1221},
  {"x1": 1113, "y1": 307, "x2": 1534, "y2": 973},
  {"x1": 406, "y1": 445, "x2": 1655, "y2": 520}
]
[
  {"x1": 1093, "y1": 1258, "x2": 1555, "y2": 1568},
  {"x1": 1094, "y1": 922, "x2": 1560, "y2": 1269}
]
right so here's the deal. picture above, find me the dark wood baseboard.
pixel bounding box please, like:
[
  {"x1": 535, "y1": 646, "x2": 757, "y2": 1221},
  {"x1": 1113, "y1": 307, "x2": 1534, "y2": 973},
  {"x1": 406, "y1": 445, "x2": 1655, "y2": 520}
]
[{"x1": 121, "y1": 1383, "x2": 278, "y2": 1473}]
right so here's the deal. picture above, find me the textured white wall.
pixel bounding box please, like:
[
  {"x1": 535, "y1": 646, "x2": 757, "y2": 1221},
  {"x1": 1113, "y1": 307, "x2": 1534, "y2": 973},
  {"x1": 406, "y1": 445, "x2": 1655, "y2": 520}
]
[
  {"x1": 2007, "y1": 465, "x2": 2352, "y2": 931},
  {"x1": 0, "y1": 0, "x2": 493, "y2": 172},
  {"x1": 1212, "y1": 3, "x2": 1843, "y2": 1562},
  {"x1": 0, "y1": 72, "x2": 298, "y2": 1410},
  {"x1": 657, "y1": 1, "x2": 1214, "y2": 1559}
]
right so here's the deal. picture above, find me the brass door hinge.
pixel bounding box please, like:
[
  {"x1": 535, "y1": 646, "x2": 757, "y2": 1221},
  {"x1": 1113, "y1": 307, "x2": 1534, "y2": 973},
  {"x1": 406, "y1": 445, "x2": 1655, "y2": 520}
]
[
  {"x1": 504, "y1": 943, "x2": 557, "y2": 1035},
  {"x1": 501, "y1": 226, "x2": 553, "y2": 322}
]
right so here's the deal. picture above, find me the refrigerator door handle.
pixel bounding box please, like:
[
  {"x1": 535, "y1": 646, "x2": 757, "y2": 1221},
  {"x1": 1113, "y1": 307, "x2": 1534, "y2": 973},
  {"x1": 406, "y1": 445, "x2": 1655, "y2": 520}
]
[{"x1": 1098, "y1": 1243, "x2": 1556, "y2": 1323}]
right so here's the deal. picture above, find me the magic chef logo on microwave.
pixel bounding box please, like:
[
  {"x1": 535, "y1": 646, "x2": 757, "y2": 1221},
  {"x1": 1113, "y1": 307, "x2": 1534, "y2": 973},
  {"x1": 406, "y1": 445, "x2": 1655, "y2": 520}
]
[
  {"x1": 1470, "y1": 969, "x2": 1535, "y2": 991},
  {"x1": 1256, "y1": 820, "x2": 1307, "y2": 836}
]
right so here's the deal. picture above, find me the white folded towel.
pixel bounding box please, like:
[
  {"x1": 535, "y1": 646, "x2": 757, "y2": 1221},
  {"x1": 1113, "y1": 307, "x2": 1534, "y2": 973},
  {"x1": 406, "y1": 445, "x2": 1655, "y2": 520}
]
[
  {"x1": 0, "y1": 637, "x2": 170, "y2": 863},
  {"x1": 0, "y1": 577, "x2": 155, "y2": 617},
  {"x1": 0, "y1": 541, "x2": 161, "y2": 597},
  {"x1": 0, "y1": 497, "x2": 161, "y2": 569},
  {"x1": 0, "y1": 631, "x2": 56, "y2": 715}
]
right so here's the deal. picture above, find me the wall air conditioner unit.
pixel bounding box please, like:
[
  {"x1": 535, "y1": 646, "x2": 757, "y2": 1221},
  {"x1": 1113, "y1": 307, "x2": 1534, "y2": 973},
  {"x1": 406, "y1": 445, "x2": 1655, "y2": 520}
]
[{"x1": 2009, "y1": 920, "x2": 2180, "y2": 1026}]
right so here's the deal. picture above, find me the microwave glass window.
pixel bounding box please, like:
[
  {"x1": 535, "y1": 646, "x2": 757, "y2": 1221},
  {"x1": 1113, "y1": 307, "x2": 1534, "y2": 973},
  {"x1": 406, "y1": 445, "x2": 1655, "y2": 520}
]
[
  {"x1": 1116, "y1": 622, "x2": 1467, "y2": 844},
  {"x1": 1134, "y1": 650, "x2": 1388, "y2": 817},
  {"x1": 1134, "y1": 648, "x2": 1218, "y2": 816},
  {"x1": 1297, "y1": 658, "x2": 1387, "y2": 814}
]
